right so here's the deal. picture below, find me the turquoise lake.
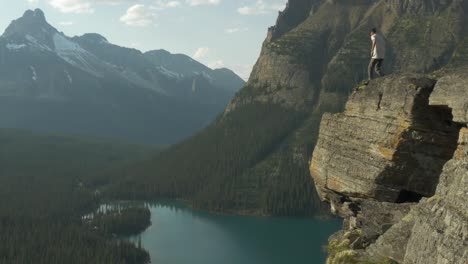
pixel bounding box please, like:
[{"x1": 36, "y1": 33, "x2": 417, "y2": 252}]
[{"x1": 127, "y1": 202, "x2": 342, "y2": 264}]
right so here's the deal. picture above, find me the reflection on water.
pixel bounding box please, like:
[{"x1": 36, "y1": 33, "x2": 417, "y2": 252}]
[{"x1": 121, "y1": 201, "x2": 341, "y2": 264}]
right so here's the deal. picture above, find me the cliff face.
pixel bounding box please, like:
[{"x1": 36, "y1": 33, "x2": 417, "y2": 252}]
[
  {"x1": 311, "y1": 75, "x2": 460, "y2": 204},
  {"x1": 267, "y1": 0, "x2": 320, "y2": 41},
  {"x1": 310, "y1": 67, "x2": 468, "y2": 263},
  {"x1": 398, "y1": 68, "x2": 468, "y2": 264}
]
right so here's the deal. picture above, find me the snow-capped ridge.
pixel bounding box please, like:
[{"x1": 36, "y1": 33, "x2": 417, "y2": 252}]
[{"x1": 0, "y1": 8, "x2": 245, "y2": 104}]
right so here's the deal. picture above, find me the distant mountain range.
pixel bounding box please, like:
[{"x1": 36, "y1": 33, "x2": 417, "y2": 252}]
[{"x1": 0, "y1": 9, "x2": 245, "y2": 144}]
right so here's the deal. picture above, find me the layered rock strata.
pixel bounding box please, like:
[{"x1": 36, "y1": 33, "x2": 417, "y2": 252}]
[{"x1": 310, "y1": 69, "x2": 468, "y2": 263}]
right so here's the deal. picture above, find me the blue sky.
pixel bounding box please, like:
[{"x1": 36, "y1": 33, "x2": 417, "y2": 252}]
[{"x1": 0, "y1": 0, "x2": 288, "y2": 80}]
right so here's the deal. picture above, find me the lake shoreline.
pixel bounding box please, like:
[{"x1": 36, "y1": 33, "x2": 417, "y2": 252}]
[
  {"x1": 102, "y1": 197, "x2": 337, "y2": 220},
  {"x1": 97, "y1": 200, "x2": 342, "y2": 264}
]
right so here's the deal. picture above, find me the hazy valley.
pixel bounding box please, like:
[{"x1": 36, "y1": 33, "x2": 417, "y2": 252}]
[{"x1": 0, "y1": 1, "x2": 467, "y2": 264}]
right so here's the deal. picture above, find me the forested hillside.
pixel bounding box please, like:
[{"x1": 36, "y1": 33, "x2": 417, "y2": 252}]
[
  {"x1": 106, "y1": 102, "x2": 326, "y2": 215},
  {"x1": 0, "y1": 129, "x2": 155, "y2": 264}
]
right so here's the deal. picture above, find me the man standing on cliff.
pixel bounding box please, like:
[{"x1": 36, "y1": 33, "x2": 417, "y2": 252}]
[{"x1": 368, "y1": 28, "x2": 386, "y2": 80}]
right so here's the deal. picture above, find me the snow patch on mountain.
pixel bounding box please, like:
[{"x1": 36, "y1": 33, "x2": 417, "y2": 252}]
[
  {"x1": 30, "y1": 66, "x2": 37, "y2": 81},
  {"x1": 64, "y1": 70, "x2": 72, "y2": 84},
  {"x1": 157, "y1": 66, "x2": 182, "y2": 79},
  {"x1": 200, "y1": 71, "x2": 214, "y2": 82},
  {"x1": 119, "y1": 68, "x2": 167, "y2": 95},
  {"x1": 53, "y1": 33, "x2": 99, "y2": 76},
  {"x1": 25, "y1": 35, "x2": 52, "y2": 51},
  {"x1": 192, "y1": 71, "x2": 214, "y2": 82},
  {"x1": 6, "y1": 43, "x2": 27, "y2": 51},
  {"x1": 53, "y1": 33, "x2": 81, "y2": 51}
]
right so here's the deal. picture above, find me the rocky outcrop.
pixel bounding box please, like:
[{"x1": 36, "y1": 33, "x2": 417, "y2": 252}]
[
  {"x1": 311, "y1": 75, "x2": 459, "y2": 203},
  {"x1": 399, "y1": 69, "x2": 468, "y2": 264},
  {"x1": 368, "y1": 116, "x2": 467, "y2": 264},
  {"x1": 430, "y1": 68, "x2": 468, "y2": 123},
  {"x1": 310, "y1": 68, "x2": 468, "y2": 263}
]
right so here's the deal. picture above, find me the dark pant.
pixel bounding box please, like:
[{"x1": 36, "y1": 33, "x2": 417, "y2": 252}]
[{"x1": 368, "y1": 59, "x2": 384, "y2": 80}]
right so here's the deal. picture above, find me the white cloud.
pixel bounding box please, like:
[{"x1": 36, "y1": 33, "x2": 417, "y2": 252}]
[
  {"x1": 58, "y1": 21, "x2": 74, "y2": 26},
  {"x1": 48, "y1": 0, "x2": 94, "y2": 13},
  {"x1": 165, "y1": 1, "x2": 181, "y2": 7},
  {"x1": 97, "y1": 0, "x2": 134, "y2": 4},
  {"x1": 48, "y1": 0, "x2": 221, "y2": 14},
  {"x1": 120, "y1": 4, "x2": 156, "y2": 27},
  {"x1": 238, "y1": 0, "x2": 286, "y2": 15},
  {"x1": 186, "y1": 0, "x2": 221, "y2": 6},
  {"x1": 193, "y1": 47, "x2": 210, "y2": 59},
  {"x1": 152, "y1": 0, "x2": 181, "y2": 10},
  {"x1": 27, "y1": 0, "x2": 39, "y2": 4},
  {"x1": 225, "y1": 27, "x2": 248, "y2": 34},
  {"x1": 208, "y1": 60, "x2": 225, "y2": 69},
  {"x1": 48, "y1": 0, "x2": 137, "y2": 13}
]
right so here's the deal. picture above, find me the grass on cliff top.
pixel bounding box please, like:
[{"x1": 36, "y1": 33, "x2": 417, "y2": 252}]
[{"x1": 327, "y1": 238, "x2": 398, "y2": 264}]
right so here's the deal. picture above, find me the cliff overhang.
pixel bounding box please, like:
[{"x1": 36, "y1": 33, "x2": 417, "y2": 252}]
[{"x1": 310, "y1": 67, "x2": 468, "y2": 263}]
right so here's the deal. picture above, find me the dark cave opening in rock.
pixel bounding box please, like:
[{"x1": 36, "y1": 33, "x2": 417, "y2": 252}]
[
  {"x1": 376, "y1": 79, "x2": 461, "y2": 202},
  {"x1": 395, "y1": 189, "x2": 424, "y2": 203}
]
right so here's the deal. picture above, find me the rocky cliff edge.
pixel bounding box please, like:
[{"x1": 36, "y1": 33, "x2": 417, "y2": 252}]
[{"x1": 310, "y1": 67, "x2": 468, "y2": 264}]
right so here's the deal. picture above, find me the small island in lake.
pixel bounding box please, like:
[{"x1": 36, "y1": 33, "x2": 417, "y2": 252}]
[{"x1": 86, "y1": 207, "x2": 152, "y2": 237}]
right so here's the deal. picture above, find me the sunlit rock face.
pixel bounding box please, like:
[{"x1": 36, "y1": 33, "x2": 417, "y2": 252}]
[
  {"x1": 310, "y1": 68, "x2": 468, "y2": 263},
  {"x1": 311, "y1": 74, "x2": 459, "y2": 203}
]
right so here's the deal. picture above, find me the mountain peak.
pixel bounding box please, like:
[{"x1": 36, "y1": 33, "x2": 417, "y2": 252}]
[
  {"x1": 23, "y1": 9, "x2": 46, "y2": 22},
  {"x1": 145, "y1": 49, "x2": 171, "y2": 57},
  {"x1": 3, "y1": 8, "x2": 55, "y2": 38},
  {"x1": 16, "y1": 9, "x2": 47, "y2": 28}
]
